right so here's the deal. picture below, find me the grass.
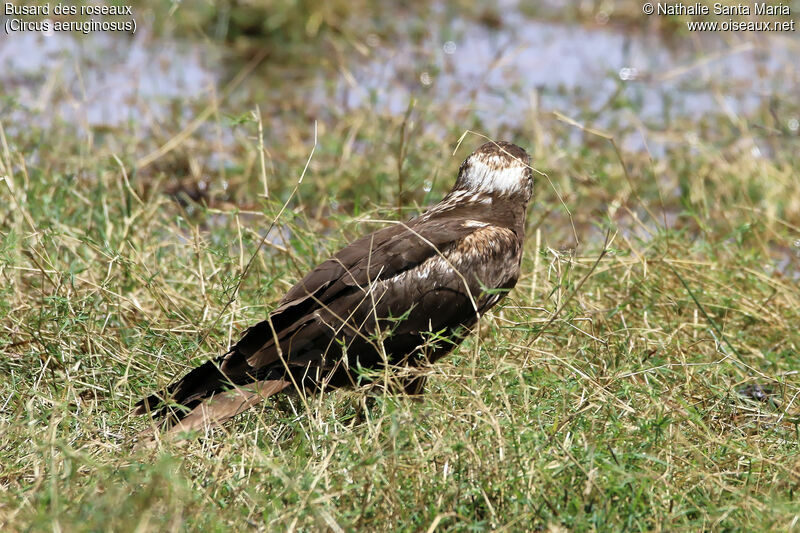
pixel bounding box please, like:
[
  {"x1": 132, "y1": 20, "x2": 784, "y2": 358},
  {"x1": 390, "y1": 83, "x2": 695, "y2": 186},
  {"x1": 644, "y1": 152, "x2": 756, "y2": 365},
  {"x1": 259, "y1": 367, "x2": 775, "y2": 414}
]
[{"x1": 2, "y1": 1, "x2": 800, "y2": 531}]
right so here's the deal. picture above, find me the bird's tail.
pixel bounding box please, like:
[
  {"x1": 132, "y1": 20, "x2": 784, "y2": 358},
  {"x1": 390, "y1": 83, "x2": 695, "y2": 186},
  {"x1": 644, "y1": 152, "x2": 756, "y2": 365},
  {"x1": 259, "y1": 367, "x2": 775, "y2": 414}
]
[{"x1": 133, "y1": 354, "x2": 290, "y2": 445}]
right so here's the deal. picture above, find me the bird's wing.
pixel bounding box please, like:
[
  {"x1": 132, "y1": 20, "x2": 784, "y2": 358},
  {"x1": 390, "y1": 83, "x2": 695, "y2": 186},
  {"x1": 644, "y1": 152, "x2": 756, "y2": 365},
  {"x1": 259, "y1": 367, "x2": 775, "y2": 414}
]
[
  {"x1": 235, "y1": 220, "x2": 521, "y2": 374},
  {"x1": 274, "y1": 216, "x2": 480, "y2": 311},
  {"x1": 232, "y1": 217, "x2": 487, "y2": 361}
]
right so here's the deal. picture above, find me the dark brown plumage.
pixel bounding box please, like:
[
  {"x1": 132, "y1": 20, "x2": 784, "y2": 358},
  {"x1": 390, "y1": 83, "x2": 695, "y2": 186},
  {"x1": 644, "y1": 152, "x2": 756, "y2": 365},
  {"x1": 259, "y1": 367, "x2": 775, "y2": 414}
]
[{"x1": 135, "y1": 140, "x2": 533, "y2": 439}]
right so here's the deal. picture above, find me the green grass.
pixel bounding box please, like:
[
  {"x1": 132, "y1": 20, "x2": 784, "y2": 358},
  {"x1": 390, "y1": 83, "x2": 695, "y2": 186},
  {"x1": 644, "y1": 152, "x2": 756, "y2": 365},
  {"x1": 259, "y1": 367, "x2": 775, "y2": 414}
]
[{"x1": 2, "y1": 2, "x2": 800, "y2": 531}]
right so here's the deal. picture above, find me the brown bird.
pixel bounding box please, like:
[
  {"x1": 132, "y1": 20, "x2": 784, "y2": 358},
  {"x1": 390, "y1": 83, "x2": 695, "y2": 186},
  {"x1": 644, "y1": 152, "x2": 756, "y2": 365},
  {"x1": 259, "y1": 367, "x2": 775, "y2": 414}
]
[{"x1": 135, "y1": 141, "x2": 533, "y2": 440}]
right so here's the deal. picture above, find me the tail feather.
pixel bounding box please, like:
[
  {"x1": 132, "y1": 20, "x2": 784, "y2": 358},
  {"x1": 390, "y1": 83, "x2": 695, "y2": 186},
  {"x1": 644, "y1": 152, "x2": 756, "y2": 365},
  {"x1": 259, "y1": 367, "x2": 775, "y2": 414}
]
[
  {"x1": 133, "y1": 358, "x2": 228, "y2": 416},
  {"x1": 169, "y1": 380, "x2": 290, "y2": 433},
  {"x1": 135, "y1": 379, "x2": 290, "y2": 446},
  {"x1": 133, "y1": 346, "x2": 290, "y2": 445}
]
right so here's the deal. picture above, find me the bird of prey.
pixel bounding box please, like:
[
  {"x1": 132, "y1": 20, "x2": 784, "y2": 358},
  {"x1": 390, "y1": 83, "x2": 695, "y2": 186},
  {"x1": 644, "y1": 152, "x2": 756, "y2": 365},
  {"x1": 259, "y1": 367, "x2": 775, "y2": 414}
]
[{"x1": 135, "y1": 140, "x2": 533, "y2": 439}]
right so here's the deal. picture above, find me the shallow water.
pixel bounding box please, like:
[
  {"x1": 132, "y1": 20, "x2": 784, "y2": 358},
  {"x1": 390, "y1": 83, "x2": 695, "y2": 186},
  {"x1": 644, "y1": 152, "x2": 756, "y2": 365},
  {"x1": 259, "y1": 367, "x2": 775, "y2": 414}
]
[
  {"x1": 327, "y1": 11, "x2": 799, "y2": 152},
  {"x1": 0, "y1": 29, "x2": 220, "y2": 136},
  {"x1": 2, "y1": 4, "x2": 798, "y2": 148}
]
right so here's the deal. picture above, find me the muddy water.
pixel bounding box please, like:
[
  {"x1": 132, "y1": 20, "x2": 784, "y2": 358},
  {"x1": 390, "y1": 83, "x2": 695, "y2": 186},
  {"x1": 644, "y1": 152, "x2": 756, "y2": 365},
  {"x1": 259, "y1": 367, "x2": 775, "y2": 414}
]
[
  {"x1": 0, "y1": 29, "x2": 220, "y2": 136},
  {"x1": 330, "y1": 13, "x2": 799, "y2": 152},
  {"x1": 2, "y1": 6, "x2": 798, "y2": 144}
]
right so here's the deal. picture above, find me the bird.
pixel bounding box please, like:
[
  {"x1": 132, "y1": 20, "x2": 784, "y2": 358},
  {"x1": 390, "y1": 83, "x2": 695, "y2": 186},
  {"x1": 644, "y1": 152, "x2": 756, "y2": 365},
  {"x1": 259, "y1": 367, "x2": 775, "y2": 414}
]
[{"x1": 134, "y1": 140, "x2": 533, "y2": 440}]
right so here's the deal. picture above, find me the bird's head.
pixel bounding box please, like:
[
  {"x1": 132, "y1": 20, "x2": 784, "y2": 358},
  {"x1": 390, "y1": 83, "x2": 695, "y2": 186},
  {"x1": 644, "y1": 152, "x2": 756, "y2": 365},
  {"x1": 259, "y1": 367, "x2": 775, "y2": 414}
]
[{"x1": 452, "y1": 141, "x2": 532, "y2": 201}]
